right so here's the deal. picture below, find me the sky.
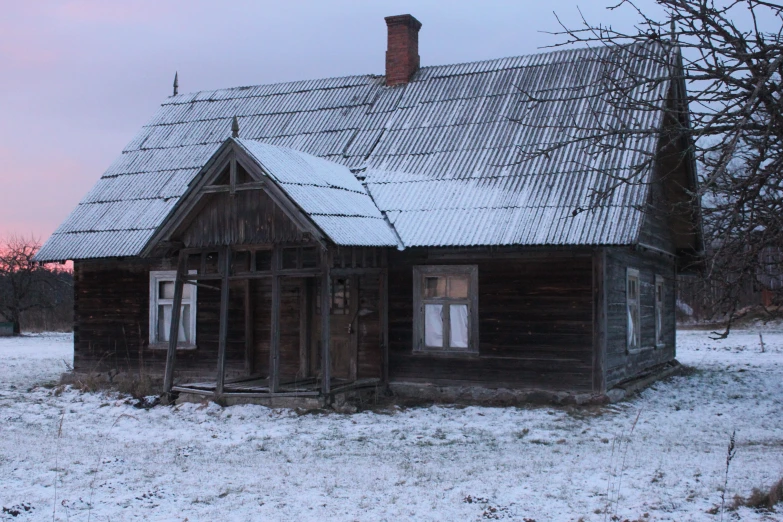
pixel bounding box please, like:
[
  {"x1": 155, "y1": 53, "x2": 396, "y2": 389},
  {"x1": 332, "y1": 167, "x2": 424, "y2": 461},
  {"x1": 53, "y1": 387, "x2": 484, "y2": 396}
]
[{"x1": 0, "y1": 0, "x2": 667, "y2": 243}]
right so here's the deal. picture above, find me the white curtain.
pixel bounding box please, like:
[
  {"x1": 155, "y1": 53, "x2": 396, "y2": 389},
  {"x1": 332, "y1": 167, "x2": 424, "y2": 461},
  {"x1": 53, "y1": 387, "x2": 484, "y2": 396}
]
[
  {"x1": 159, "y1": 305, "x2": 189, "y2": 343},
  {"x1": 425, "y1": 304, "x2": 443, "y2": 347},
  {"x1": 450, "y1": 304, "x2": 468, "y2": 348}
]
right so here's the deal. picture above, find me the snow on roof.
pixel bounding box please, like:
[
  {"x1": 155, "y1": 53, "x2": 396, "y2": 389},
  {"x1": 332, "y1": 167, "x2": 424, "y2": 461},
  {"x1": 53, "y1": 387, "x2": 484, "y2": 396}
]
[
  {"x1": 36, "y1": 42, "x2": 673, "y2": 261},
  {"x1": 234, "y1": 139, "x2": 398, "y2": 247}
]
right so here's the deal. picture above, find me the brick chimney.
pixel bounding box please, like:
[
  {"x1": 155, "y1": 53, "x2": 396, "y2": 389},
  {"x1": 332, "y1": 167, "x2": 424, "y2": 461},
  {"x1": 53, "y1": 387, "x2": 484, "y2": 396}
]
[{"x1": 385, "y1": 14, "x2": 422, "y2": 86}]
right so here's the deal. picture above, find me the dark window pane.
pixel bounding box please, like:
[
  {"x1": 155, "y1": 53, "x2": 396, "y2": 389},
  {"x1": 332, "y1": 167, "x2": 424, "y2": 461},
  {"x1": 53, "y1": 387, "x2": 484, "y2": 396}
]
[
  {"x1": 301, "y1": 247, "x2": 318, "y2": 268},
  {"x1": 424, "y1": 277, "x2": 446, "y2": 298},
  {"x1": 187, "y1": 254, "x2": 201, "y2": 272},
  {"x1": 159, "y1": 281, "x2": 175, "y2": 299},
  {"x1": 282, "y1": 248, "x2": 298, "y2": 269},
  {"x1": 233, "y1": 250, "x2": 250, "y2": 273},
  {"x1": 204, "y1": 252, "x2": 219, "y2": 274},
  {"x1": 255, "y1": 250, "x2": 272, "y2": 271}
]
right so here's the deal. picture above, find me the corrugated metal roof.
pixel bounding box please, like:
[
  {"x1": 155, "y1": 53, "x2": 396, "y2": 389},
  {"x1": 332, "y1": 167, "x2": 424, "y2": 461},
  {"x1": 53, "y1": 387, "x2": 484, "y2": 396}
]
[
  {"x1": 36, "y1": 41, "x2": 675, "y2": 261},
  {"x1": 234, "y1": 140, "x2": 397, "y2": 247}
]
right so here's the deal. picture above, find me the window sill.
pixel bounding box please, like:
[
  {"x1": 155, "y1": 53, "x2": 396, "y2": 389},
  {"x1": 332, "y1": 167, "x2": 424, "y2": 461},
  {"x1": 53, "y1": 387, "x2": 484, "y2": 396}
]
[
  {"x1": 626, "y1": 345, "x2": 657, "y2": 355},
  {"x1": 147, "y1": 343, "x2": 198, "y2": 351},
  {"x1": 412, "y1": 349, "x2": 479, "y2": 358}
]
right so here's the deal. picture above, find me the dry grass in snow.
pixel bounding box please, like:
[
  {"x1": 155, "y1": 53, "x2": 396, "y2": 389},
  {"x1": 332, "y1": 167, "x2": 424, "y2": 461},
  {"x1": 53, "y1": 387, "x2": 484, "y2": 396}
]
[{"x1": 0, "y1": 330, "x2": 782, "y2": 521}]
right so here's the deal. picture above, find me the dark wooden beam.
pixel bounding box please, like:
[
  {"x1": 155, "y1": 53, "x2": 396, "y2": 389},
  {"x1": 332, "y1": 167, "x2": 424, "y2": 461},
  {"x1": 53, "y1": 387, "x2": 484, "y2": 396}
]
[
  {"x1": 299, "y1": 279, "x2": 311, "y2": 379},
  {"x1": 269, "y1": 246, "x2": 281, "y2": 393},
  {"x1": 215, "y1": 246, "x2": 231, "y2": 398},
  {"x1": 592, "y1": 248, "x2": 607, "y2": 393},
  {"x1": 320, "y1": 249, "x2": 331, "y2": 395},
  {"x1": 349, "y1": 274, "x2": 359, "y2": 381},
  {"x1": 244, "y1": 279, "x2": 253, "y2": 375},
  {"x1": 163, "y1": 250, "x2": 188, "y2": 397},
  {"x1": 380, "y1": 250, "x2": 389, "y2": 386}
]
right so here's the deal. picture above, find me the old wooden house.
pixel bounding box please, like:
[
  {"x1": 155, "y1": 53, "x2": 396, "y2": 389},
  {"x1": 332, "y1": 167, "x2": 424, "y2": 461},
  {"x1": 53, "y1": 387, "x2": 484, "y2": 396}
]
[{"x1": 36, "y1": 15, "x2": 701, "y2": 404}]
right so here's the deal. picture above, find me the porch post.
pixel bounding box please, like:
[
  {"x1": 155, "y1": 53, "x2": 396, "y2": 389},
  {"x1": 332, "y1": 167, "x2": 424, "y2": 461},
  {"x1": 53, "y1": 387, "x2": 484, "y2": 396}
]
[
  {"x1": 215, "y1": 246, "x2": 231, "y2": 398},
  {"x1": 163, "y1": 250, "x2": 187, "y2": 397},
  {"x1": 320, "y1": 248, "x2": 331, "y2": 395},
  {"x1": 380, "y1": 249, "x2": 389, "y2": 386},
  {"x1": 269, "y1": 246, "x2": 281, "y2": 393}
]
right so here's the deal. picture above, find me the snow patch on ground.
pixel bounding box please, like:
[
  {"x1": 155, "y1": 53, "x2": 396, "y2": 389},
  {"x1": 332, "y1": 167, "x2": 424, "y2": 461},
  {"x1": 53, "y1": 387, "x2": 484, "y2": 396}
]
[{"x1": 0, "y1": 331, "x2": 782, "y2": 521}]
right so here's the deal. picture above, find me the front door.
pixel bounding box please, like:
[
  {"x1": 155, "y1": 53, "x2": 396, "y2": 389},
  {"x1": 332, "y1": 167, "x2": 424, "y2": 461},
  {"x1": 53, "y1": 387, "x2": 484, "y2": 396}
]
[{"x1": 311, "y1": 276, "x2": 357, "y2": 381}]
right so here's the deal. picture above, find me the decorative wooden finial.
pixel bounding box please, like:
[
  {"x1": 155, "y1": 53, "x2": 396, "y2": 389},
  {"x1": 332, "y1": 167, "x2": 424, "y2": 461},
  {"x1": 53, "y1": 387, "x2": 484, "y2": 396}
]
[
  {"x1": 173, "y1": 72, "x2": 179, "y2": 96},
  {"x1": 231, "y1": 116, "x2": 240, "y2": 138}
]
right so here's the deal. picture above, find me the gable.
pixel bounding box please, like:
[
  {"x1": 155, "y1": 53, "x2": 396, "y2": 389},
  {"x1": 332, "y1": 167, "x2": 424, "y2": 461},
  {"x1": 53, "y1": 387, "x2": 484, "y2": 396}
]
[
  {"x1": 177, "y1": 189, "x2": 312, "y2": 248},
  {"x1": 637, "y1": 81, "x2": 702, "y2": 258}
]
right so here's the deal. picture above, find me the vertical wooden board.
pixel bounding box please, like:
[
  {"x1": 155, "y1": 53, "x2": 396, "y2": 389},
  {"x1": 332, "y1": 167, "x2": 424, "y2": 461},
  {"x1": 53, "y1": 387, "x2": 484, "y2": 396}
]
[
  {"x1": 269, "y1": 274, "x2": 281, "y2": 392},
  {"x1": 320, "y1": 250, "x2": 331, "y2": 394},
  {"x1": 592, "y1": 248, "x2": 607, "y2": 393},
  {"x1": 252, "y1": 278, "x2": 272, "y2": 376},
  {"x1": 244, "y1": 279, "x2": 253, "y2": 374},
  {"x1": 357, "y1": 272, "x2": 382, "y2": 380},
  {"x1": 215, "y1": 248, "x2": 231, "y2": 397}
]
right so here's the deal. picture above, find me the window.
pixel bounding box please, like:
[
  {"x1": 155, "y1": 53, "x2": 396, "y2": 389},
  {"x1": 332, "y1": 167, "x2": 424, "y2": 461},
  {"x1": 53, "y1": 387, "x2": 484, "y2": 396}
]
[
  {"x1": 626, "y1": 268, "x2": 640, "y2": 351},
  {"x1": 315, "y1": 277, "x2": 351, "y2": 315},
  {"x1": 149, "y1": 271, "x2": 197, "y2": 347},
  {"x1": 655, "y1": 274, "x2": 664, "y2": 346},
  {"x1": 413, "y1": 266, "x2": 478, "y2": 353}
]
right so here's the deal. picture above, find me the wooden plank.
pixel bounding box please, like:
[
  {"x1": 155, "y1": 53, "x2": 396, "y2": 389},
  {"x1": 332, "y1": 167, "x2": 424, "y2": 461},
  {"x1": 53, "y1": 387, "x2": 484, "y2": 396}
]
[
  {"x1": 269, "y1": 246, "x2": 281, "y2": 393},
  {"x1": 381, "y1": 259, "x2": 389, "y2": 386},
  {"x1": 320, "y1": 249, "x2": 331, "y2": 395},
  {"x1": 592, "y1": 248, "x2": 607, "y2": 393},
  {"x1": 349, "y1": 274, "x2": 359, "y2": 381},
  {"x1": 244, "y1": 279, "x2": 253, "y2": 374},
  {"x1": 215, "y1": 246, "x2": 231, "y2": 398},
  {"x1": 163, "y1": 251, "x2": 187, "y2": 395},
  {"x1": 299, "y1": 279, "x2": 311, "y2": 378}
]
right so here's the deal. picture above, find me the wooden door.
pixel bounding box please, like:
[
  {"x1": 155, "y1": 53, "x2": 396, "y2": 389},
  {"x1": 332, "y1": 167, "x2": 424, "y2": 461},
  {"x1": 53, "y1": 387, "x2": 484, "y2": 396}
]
[{"x1": 311, "y1": 275, "x2": 357, "y2": 381}]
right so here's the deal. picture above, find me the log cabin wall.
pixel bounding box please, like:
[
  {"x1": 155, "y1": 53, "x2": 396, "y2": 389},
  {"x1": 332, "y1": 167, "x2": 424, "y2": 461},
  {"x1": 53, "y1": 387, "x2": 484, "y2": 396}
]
[
  {"x1": 604, "y1": 247, "x2": 676, "y2": 388},
  {"x1": 387, "y1": 248, "x2": 595, "y2": 391},
  {"x1": 73, "y1": 257, "x2": 247, "y2": 381}
]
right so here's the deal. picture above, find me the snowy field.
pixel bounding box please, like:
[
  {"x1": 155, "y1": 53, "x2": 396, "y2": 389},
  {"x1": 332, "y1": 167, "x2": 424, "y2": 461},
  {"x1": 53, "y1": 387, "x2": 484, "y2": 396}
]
[{"x1": 1, "y1": 331, "x2": 782, "y2": 521}]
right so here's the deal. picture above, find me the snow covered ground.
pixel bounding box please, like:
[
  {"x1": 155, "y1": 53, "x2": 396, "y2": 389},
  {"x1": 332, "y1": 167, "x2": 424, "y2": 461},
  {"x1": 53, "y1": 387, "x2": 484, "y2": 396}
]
[{"x1": 1, "y1": 331, "x2": 782, "y2": 521}]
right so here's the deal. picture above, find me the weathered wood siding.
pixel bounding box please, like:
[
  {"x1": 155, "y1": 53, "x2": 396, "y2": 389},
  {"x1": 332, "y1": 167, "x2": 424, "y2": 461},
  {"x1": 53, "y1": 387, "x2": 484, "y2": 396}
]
[
  {"x1": 180, "y1": 190, "x2": 308, "y2": 247},
  {"x1": 73, "y1": 258, "x2": 244, "y2": 381},
  {"x1": 250, "y1": 278, "x2": 303, "y2": 380},
  {"x1": 604, "y1": 247, "x2": 676, "y2": 388},
  {"x1": 387, "y1": 249, "x2": 594, "y2": 391}
]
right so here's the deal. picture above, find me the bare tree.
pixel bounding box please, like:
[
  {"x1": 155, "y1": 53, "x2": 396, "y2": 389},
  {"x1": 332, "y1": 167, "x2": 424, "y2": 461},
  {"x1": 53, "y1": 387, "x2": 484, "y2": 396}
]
[
  {"x1": 526, "y1": 0, "x2": 783, "y2": 330},
  {"x1": 0, "y1": 235, "x2": 70, "y2": 335}
]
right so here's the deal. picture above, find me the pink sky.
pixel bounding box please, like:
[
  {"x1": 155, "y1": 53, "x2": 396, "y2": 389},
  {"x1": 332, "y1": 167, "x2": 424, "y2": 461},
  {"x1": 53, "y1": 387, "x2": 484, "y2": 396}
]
[{"x1": 0, "y1": 1, "x2": 660, "y2": 243}]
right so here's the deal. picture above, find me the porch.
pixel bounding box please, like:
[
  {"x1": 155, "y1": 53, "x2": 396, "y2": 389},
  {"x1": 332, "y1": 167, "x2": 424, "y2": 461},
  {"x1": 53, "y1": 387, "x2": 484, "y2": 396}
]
[{"x1": 161, "y1": 243, "x2": 388, "y2": 405}]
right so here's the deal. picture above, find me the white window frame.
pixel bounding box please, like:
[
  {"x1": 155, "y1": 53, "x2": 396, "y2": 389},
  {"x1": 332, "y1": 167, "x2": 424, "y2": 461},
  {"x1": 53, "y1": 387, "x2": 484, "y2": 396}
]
[
  {"x1": 655, "y1": 274, "x2": 664, "y2": 347},
  {"x1": 412, "y1": 265, "x2": 479, "y2": 354},
  {"x1": 626, "y1": 268, "x2": 641, "y2": 352},
  {"x1": 149, "y1": 270, "x2": 197, "y2": 348}
]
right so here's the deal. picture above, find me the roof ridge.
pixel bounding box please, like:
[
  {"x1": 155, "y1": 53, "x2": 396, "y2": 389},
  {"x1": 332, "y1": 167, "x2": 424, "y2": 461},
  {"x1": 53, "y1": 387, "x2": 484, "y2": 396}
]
[
  {"x1": 165, "y1": 74, "x2": 381, "y2": 105},
  {"x1": 163, "y1": 41, "x2": 665, "y2": 105}
]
